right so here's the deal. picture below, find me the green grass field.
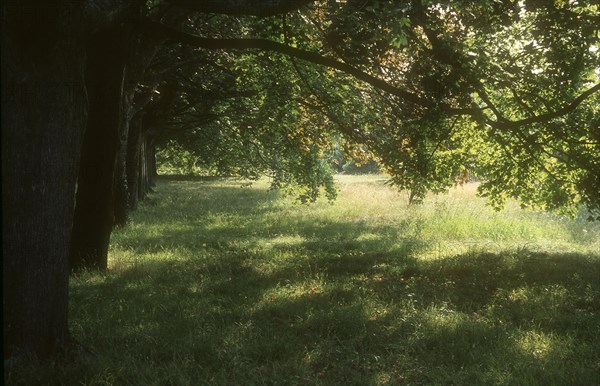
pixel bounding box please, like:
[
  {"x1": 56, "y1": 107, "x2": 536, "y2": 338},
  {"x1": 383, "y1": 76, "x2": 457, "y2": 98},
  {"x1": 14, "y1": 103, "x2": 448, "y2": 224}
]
[{"x1": 7, "y1": 175, "x2": 600, "y2": 385}]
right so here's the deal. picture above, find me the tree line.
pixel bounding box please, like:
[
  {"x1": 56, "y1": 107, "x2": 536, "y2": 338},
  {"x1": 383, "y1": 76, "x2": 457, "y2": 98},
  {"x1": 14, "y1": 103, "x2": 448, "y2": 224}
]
[{"x1": 3, "y1": 0, "x2": 599, "y2": 362}]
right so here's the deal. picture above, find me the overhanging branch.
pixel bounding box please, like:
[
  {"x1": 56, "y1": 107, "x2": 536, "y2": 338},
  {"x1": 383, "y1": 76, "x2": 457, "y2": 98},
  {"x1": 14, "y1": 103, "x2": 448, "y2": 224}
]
[
  {"x1": 140, "y1": 21, "x2": 600, "y2": 131},
  {"x1": 139, "y1": 20, "x2": 433, "y2": 107},
  {"x1": 489, "y1": 83, "x2": 600, "y2": 130}
]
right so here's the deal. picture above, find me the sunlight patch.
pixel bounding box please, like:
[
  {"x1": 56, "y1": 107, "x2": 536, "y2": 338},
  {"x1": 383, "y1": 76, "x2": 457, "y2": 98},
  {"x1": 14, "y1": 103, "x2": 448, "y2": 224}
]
[
  {"x1": 262, "y1": 235, "x2": 306, "y2": 249},
  {"x1": 514, "y1": 330, "x2": 574, "y2": 362},
  {"x1": 517, "y1": 331, "x2": 551, "y2": 360},
  {"x1": 355, "y1": 233, "x2": 383, "y2": 242}
]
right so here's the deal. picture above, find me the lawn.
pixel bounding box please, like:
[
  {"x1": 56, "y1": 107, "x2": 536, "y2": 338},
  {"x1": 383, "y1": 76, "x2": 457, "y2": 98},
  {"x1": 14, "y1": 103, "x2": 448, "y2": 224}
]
[{"x1": 7, "y1": 175, "x2": 600, "y2": 385}]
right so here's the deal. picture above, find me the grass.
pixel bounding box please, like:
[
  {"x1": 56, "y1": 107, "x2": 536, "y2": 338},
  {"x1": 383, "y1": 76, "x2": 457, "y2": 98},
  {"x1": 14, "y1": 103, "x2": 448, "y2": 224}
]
[{"x1": 6, "y1": 175, "x2": 600, "y2": 385}]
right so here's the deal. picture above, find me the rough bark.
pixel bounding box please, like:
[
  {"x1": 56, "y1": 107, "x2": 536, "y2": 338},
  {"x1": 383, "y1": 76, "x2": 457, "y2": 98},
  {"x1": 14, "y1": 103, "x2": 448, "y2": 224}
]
[
  {"x1": 113, "y1": 140, "x2": 131, "y2": 227},
  {"x1": 138, "y1": 134, "x2": 149, "y2": 200},
  {"x1": 143, "y1": 135, "x2": 157, "y2": 192},
  {"x1": 2, "y1": 1, "x2": 87, "y2": 360},
  {"x1": 70, "y1": 26, "x2": 127, "y2": 272},
  {"x1": 147, "y1": 136, "x2": 158, "y2": 187},
  {"x1": 126, "y1": 119, "x2": 158, "y2": 205},
  {"x1": 113, "y1": 80, "x2": 137, "y2": 227},
  {"x1": 113, "y1": 20, "x2": 177, "y2": 225},
  {"x1": 126, "y1": 114, "x2": 144, "y2": 210},
  {"x1": 1, "y1": 0, "x2": 318, "y2": 362}
]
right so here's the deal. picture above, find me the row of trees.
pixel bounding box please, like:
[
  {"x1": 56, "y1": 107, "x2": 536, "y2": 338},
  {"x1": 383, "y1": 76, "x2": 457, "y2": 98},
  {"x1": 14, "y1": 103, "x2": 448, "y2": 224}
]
[{"x1": 3, "y1": 0, "x2": 599, "y2": 362}]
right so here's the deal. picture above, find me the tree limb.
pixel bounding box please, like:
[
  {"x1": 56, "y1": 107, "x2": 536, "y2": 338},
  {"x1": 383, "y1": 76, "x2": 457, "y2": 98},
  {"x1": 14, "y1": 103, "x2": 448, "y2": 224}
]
[
  {"x1": 139, "y1": 20, "x2": 433, "y2": 107},
  {"x1": 489, "y1": 83, "x2": 600, "y2": 130},
  {"x1": 139, "y1": 21, "x2": 600, "y2": 131}
]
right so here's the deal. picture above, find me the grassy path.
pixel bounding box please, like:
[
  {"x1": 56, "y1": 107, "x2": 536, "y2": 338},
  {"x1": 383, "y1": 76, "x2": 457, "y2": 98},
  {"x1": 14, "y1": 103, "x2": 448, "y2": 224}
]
[{"x1": 8, "y1": 176, "x2": 600, "y2": 385}]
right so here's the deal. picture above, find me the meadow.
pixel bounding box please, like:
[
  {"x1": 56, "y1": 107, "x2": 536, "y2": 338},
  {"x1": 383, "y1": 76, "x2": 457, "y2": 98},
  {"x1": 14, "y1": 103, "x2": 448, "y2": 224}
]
[{"x1": 7, "y1": 175, "x2": 600, "y2": 385}]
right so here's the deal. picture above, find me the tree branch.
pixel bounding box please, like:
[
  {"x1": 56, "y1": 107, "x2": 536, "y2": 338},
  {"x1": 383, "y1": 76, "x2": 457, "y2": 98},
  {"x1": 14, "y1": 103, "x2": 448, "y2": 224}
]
[
  {"x1": 139, "y1": 20, "x2": 433, "y2": 107},
  {"x1": 139, "y1": 22, "x2": 600, "y2": 131},
  {"x1": 489, "y1": 83, "x2": 600, "y2": 130}
]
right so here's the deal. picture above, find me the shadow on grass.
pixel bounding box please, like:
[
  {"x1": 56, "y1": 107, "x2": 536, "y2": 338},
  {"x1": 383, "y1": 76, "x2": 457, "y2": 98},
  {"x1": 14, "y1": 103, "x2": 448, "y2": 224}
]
[
  {"x1": 61, "y1": 178, "x2": 596, "y2": 384},
  {"x1": 140, "y1": 182, "x2": 280, "y2": 217},
  {"x1": 63, "y1": 246, "x2": 600, "y2": 385},
  {"x1": 114, "y1": 180, "x2": 428, "y2": 261}
]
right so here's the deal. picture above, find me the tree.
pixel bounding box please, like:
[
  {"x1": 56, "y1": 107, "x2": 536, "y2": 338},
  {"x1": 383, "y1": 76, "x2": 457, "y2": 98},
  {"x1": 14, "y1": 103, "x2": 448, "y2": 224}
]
[
  {"x1": 2, "y1": 1, "x2": 88, "y2": 361},
  {"x1": 2, "y1": 0, "x2": 313, "y2": 362},
  {"x1": 69, "y1": 9, "x2": 170, "y2": 272},
  {"x1": 69, "y1": 25, "x2": 131, "y2": 271}
]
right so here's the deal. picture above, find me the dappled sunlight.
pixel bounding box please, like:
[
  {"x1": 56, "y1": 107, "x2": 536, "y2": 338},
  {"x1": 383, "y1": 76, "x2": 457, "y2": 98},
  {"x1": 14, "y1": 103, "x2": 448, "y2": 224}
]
[
  {"x1": 505, "y1": 285, "x2": 569, "y2": 309},
  {"x1": 414, "y1": 307, "x2": 502, "y2": 365},
  {"x1": 64, "y1": 177, "x2": 600, "y2": 385},
  {"x1": 109, "y1": 177, "x2": 600, "y2": 265},
  {"x1": 260, "y1": 234, "x2": 307, "y2": 250},
  {"x1": 355, "y1": 232, "x2": 385, "y2": 242},
  {"x1": 514, "y1": 330, "x2": 571, "y2": 362}
]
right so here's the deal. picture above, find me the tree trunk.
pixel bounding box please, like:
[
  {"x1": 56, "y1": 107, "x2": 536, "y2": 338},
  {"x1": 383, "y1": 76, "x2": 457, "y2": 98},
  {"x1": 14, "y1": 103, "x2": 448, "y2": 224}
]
[
  {"x1": 2, "y1": 2, "x2": 87, "y2": 360},
  {"x1": 138, "y1": 134, "x2": 148, "y2": 200},
  {"x1": 114, "y1": 27, "x2": 172, "y2": 223},
  {"x1": 113, "y1": 90, "x2": 136, "y2": 227},
  {"x1": 113, "y1": 143, "x2": 130, "y2": 227},
  {"x1": 148, "y1": 137, "x2": 158, "y2": 187},
  {"x1": 126, "y1": 114, "x2": 144, "y2": 210},
  {"x1": 70, "y1": 27, "x2": 127, "y2": 272},
  {"x1": 138, "y1": 132, "x2": 157, "y2": 199}
]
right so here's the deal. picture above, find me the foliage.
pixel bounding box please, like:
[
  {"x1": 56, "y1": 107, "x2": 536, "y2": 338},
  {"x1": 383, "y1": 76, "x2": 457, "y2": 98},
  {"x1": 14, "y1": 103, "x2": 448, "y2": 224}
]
[
  {"x1": 303, "y1": 0, "x2": 600, "y2": 214},
  {"x1": 150, "y1": 0, "x2": 599, "y2": 215},
  {"x1": 6, "y1": 176, "x2": 599, "y2": 385},
  {"x1": 155, "y1": 140, "x2": 208, "y2": 176},
  {"x1": 148, "y1": 24, "x2": 342, "y2": 201},
  {"x1": 341, "y1": 159, "x2": 380, "y2": 175}
]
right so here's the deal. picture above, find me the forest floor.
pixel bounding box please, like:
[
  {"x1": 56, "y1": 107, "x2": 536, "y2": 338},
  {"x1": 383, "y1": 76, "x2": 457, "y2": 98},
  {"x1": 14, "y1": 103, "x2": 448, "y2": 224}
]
[{"x1": 7, "y1": 175, "x2": 600, "y2": 385}]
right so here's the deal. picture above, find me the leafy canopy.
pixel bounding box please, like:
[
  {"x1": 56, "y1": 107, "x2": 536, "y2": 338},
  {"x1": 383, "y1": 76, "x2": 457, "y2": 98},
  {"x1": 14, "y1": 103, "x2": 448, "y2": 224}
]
[{"x1": 149, "y1": 0, "x2": 599, "y2": 216}]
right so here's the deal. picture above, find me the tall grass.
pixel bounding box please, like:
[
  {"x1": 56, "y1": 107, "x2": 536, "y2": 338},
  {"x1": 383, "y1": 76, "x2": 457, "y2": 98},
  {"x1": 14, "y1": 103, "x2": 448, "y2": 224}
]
[{"x1": 6, "y1": 175, "x2": 599, "y2": 385}]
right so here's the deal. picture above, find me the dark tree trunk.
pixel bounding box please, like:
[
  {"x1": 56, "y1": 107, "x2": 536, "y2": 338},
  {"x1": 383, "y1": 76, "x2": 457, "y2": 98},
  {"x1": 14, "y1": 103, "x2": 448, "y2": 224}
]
[
  {"x1": 2, "y1": 2, "x2": 87, "y2": 360},
  {"x1": 70, "y1": 8, "x2": 177, "y2": 269},
  {"x1": 70, "y1": 27, "x2": 127, "y2": 272},
  {"x1": 113, "y1": 90, "x2": 136, "y2": 227},
  {"x1": 114, "y1": 27, "x2": 173, "y2": 223},
  {"x1": 138, "y1": 132, "x2": 157, "y2": 199},
  {"x1": 126, "y1": 114, "x2": 144, "y2": 210},
  {"x1": 113, "y1": 144, "x2": 130, "y2": 227},
  {"x1": 147, "y1": 137, "x2": 158, "y2": 187},
  {"x1": 126, "y1": 110, "x2": 159, "y2": 210},
  {"x1": 138, "y1": 134, "x2": 149, "y2": 200}
]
